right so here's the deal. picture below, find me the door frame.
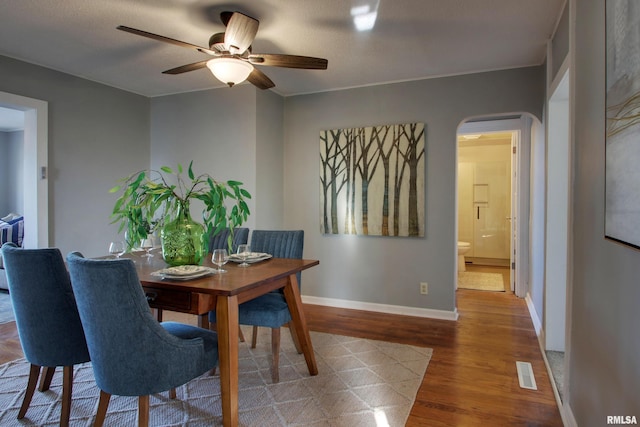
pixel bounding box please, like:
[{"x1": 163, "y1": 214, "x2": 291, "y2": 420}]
[
  {"x1": 0, "y1": 91, "x2": 49, "y2": 248},
  {"x1": 545, "y1": 69, "x2": 570, "y2": 352},
  {"x1": 458, "y1": 115, "x2": 532, "y2": 297}
]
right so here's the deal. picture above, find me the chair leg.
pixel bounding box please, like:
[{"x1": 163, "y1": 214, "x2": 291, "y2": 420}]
[
  {"x1": 18, "y1": 364, "x2": 41, "y2": 419},
  {"x1": 39, "y1": 366, "x2": 55, "y2": 391},
  {"x1": 60, "y1": 366, "x2": 73, "y2": 427},
  {"x1": 251, "y1": 326, "x2": 258, "y2": 348},
  {"x1": 94, "y1": 390, "x2": 111, "y2": 427},
  {"x1": 271, "y1": 327, "x2": 281, "y2": 383},
  {"x1": 287, "y1": 322, "x2": 303, "y2": 354},
  {"x1": 138, "y1": 395, "x2": 149, "y2": 427}
]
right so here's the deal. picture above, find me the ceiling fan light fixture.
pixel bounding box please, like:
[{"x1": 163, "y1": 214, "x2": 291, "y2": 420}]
[{"x1": 207, "y1": 58, "x2": 254, "y2": 87}]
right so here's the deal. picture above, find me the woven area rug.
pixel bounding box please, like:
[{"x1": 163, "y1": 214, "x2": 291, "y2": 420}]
[
  {"x1": 458, "y1": 271, "x2": 505, "y2": 291},
  {"x1": 0, "y1": 326, "x2": 432, "y2": 426},
  {"x1": 0, "y1": 291, "x2": 14, "y2": 324}
]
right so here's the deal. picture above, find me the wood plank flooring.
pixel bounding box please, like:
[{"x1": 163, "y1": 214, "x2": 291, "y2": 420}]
[
  {"x1": 304, "y1": 265, "x2": 562, "y2": 426},
  {"x1": 0, "y1": 265, "x2": 562, "y2": 425}
]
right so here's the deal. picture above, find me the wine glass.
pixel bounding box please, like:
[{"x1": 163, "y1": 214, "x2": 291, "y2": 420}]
[
  {"x1": 212, "y1": 249, "x2": 229, "y2": 274},
  {"x1": 108, "y1": 241, "x2": 125, "y2": 259},
  {"x1": 236, "y1": 244, "x2": 251, "y2": 268},
  {"x1": 141, "y1": 236, "x2": 155, "y2": 258}
]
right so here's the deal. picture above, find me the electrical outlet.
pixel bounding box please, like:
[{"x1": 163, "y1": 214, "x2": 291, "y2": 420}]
[{"x1": 420, "y1": 282, "x2": 428, "y2": 294}]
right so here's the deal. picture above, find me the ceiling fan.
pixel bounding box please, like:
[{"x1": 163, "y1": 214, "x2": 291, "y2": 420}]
[{"x1": 117, "y1": 11, "x2": 328, "y2": 90}]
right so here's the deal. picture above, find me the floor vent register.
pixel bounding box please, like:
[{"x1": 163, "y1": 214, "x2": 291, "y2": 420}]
[{"x1": 516, "y1": 361, "x2": 538, "y2": 390}]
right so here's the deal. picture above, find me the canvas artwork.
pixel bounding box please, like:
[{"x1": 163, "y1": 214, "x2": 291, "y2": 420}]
[
  {"x1": 319, "y1": 122, "x2": 425, "y2": 236},
  {"x1": 605, "y1": 0, "x2": 640, "y2": 249}
]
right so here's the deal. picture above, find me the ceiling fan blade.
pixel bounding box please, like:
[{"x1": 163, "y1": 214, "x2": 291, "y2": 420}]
[
  {"x1": 117, "y1": 25, "x2": 218, "y2": 56},
  {"x1": 162, "y1": 60, "x2": 209, "y2": 75},
  {"x1": 220, "y1": 11, "x2": 233, "y2": 26},
  {"x1": 247, "y1": 68, "x2": 275, "y2": 90},
  {"x1": 224, "y1": 12, "x2": 259, "y2": 54},
  {"x1": 249, "y1": 54, "x2": 328, "y2": 70}
]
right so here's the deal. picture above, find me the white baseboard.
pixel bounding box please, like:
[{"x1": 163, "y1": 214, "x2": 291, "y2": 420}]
[
  {"x1": 525, "y1": 292, "x2": 546, "y2": 351},
  {"x1": 562, "y1": 404, "x2": 577, "y2": 427},
  {"x1": 301, "y1": 295, "x2": 459, "y2": 321},
  {"x1": 525, "y1": 292, "x2": 543, "y2": 337},
  {"x1": 526, "y1": 293, "x2": 574, "y2": 427}
]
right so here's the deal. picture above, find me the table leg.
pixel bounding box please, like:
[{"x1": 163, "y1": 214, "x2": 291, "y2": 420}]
[
  {"x1": 283, "y1": 274, "x2": 318, "y2": 376},
  {"x1": 216, "y1": 295, "x2": 239, "y2": 427}
]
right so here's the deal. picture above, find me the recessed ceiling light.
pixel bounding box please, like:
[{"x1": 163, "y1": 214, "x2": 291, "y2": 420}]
[{"x1": 351, "y1": 1, "x2": 379, "y2": 31}]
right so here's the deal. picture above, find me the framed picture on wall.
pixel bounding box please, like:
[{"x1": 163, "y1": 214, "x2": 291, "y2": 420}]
[
  {"x1": 605, "y1": 0, "x2": 640, "y2": 249},
  {"x1": 319, "y1": 122, "x2": 425, "y2": 237}
]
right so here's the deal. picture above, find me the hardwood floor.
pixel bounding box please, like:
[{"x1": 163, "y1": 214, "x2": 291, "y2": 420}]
[
  {"x1": 0, "y1": 321, "x2": 21, "y2": 365},
  {"x1": 0, "y1": 267, "x2": 562, "y2": 425},
  {"x1": 304, "y1": 265, "x2": 562, "y2": 426}
]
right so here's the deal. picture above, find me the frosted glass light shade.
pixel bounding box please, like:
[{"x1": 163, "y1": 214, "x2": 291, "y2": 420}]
[{"x1": 207, "y1": 58, "x2": 254, "y2": 87}]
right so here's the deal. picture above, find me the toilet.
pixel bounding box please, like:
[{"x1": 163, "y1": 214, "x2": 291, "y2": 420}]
[{"x1": 457, "y1": 241, "x2": 471, "y2": 272}]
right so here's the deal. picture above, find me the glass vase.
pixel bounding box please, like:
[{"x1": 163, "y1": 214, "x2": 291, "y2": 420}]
[{"x1": 161, "y1": 201, "x2": 206, "y2": 266}]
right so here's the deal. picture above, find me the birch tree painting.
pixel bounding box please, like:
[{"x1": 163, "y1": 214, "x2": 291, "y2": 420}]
[{"x1": 320, "y1": 123, "x2": 425, "y2": 236}]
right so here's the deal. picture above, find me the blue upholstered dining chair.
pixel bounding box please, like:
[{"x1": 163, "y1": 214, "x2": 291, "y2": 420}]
[
  {"x1": 208, "y1": 227, "x2": 249, "y2": 253},
  {"x1": 209, "y1": 229, "x2": 304, "y2": 383},
  {"x1": 66, "y1": 253, "x2": 219, "y2": 427},
  {"x1": 1, "y1": 242, "x2": 91, "y2": 426}
]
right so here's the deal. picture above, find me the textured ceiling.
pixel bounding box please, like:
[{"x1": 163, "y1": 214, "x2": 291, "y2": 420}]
[{"x1": 0, "y1": 0, "x2": 564, "y2": 99}]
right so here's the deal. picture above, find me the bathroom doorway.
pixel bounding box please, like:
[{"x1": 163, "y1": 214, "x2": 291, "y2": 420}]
[
  {"x1": 457, "y1": 116, "x2": 532, "y2": 296},
  {"x1": 457, "y1": 132, "x2": 512, "y2": 266}
]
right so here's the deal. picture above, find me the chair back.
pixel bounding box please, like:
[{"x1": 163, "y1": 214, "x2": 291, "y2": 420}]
[
  {"x1": 208, "y1": 227, "x2": 249, "y2": 253},
  {"x1": 66, "y1": 253, "x2": 213, "y2": 396},
  {"x1": 1, "y1": 243, "x2": 90, "y2": 367},
  {"x1": 250, "y1": 230, "x2": 304, "y2": 285}
]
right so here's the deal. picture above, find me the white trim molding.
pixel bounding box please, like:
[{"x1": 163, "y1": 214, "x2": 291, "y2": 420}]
[
  {"x1": 525, "y1": 292, "x2": 543, "y2": 336},
  {"x1": 302, "y1": 295, "x2": 459, "y2": 321}
]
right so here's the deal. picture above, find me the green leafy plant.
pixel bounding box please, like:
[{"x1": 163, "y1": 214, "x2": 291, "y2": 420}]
[{"x1": 109, "y1": 161, "x2": 251, "y2": 252}]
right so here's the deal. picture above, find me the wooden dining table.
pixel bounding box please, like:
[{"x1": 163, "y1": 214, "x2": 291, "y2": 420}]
[{"x1": 126, "y1": 251, "x2": 320, "y2": 427}]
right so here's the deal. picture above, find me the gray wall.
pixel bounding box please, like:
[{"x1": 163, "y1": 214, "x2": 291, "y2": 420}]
[
  {"x1": 1, "y1": 131, "x2": 24, "y2": 215},
  {"x1": 0, "y1": 55, "x2": 150, "y2": 256},
  {"x1": 150, "y1": 86, "x2": 286, "y2": 232},
  {"x1": 284, "y1": 67, "x2": 544, "y2": 311},
  {"x1": 256, "y1": 89, "x2": 284, "y2": 229},
  {"x1": 0, "y1": 132, "x2": 10, "y2": 214},
  {"x1": 551, "y1": 1, "x2": 570, "y2": 80},
  {"x1": 571, "y1": 0, "x2": 640, "y2": 423}
]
